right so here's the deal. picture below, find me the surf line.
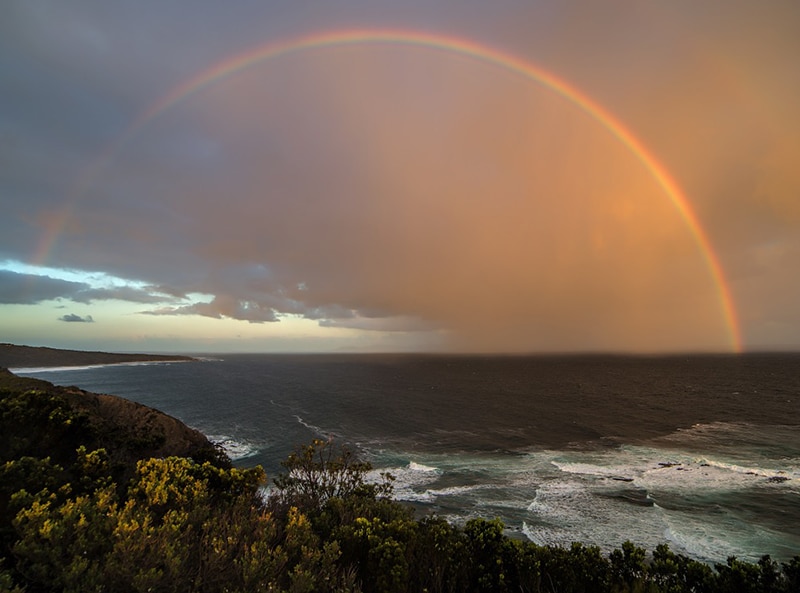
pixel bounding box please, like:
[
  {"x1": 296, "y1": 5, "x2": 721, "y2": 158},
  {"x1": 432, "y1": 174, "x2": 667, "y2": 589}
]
[{"x1": 42, "y1": 28, "x2": 743, "y2": 352}]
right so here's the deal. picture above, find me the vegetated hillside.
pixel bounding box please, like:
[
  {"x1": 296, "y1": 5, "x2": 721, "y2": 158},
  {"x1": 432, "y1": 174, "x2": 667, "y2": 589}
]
[
  {"x1": 0, "y1": 343, "x2": 195, "y2": 369},
  {"x1": 0, "y1": 369, "x2": 221, "y2": 469},
  {"x1": 0, "y1": 371, "x2": 228, "y2": 541},
  {"x1": 0, "y1": 368, "x2": 257, "y2": 592}
]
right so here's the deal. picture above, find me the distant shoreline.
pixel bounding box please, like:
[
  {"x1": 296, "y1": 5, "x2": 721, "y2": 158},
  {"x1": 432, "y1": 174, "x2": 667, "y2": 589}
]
[
  {"x1": 8, "y1": 359, "x2": 195, "y2": 373},
  {"x1": 0, "y1": 343, "x2": 196, "y2": 371}
]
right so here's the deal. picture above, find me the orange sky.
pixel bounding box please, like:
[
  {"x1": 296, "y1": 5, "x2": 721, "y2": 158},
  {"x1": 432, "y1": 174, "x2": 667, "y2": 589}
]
[{"x1": 1, "y1": 1, "x2": 798, "y2": 353}]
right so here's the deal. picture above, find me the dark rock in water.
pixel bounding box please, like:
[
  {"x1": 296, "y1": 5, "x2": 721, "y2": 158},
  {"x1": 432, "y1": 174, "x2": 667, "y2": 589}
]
[
  {"x1": 611, "y1": 476, "x2": 634, "y2": 482},
  {"x1": 766, "y1": 476, "x2": 789, "y2": 483},
  {"x1": 658, "y1": 462, "x2": 681, "y2": 468}
]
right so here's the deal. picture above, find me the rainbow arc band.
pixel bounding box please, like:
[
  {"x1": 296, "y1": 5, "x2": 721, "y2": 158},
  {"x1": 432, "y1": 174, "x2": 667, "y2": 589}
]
[{"x1": 38, "y1": 29, "x2": 742, "y2": 352}]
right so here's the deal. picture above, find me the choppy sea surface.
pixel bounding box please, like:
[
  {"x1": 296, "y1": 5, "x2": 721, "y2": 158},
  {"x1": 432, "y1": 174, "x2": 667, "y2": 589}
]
[{"x1": 16, "y1": 353, "x2": 800, "y2": 563}]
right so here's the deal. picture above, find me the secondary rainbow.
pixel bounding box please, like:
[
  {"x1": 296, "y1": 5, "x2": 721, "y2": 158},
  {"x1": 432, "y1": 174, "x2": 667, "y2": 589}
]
[{"x1": 44, "y1": 28, "x2": 743, "y2": 352}]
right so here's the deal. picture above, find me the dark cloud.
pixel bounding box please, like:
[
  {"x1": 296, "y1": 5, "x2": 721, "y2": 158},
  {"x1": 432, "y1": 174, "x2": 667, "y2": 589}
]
[
  {"x1": 142, "y1": 296, "x2": 279, "y2": 323},
  {"x1": 59, "y1": 313, "x2": 94, "y2": 323},
  {"x1": 0, "y1": 270, "x2": 89, "y2": 304},
  {"x1": 1, "y1": 1, "x2": 799, "y2": 351},
  {"x1": 72, "y1": 285, "x2": 179, "y2": 305},
  {"x1": 0, "y1": 270, "x2": 173, "y2": 306}
]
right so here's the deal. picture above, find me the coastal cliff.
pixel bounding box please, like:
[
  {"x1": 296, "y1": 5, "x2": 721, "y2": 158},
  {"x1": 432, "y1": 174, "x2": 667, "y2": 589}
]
[
  {"x1": 0, "y1": 345, "x2": 218, "y2": 475},
  {"x1": 0, "y1": 368, "x2": 224, "y2": 473}
]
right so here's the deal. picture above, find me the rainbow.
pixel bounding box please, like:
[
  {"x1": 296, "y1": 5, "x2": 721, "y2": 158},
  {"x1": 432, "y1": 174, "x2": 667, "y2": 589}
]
[{"x1": 42, "y1": 28, "x2": 742, "y2": 351}]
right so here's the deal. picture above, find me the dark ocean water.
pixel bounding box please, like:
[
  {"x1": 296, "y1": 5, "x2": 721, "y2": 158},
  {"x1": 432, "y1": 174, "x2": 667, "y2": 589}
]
[{"x1": 16, "y1": 353, "x2": 800, "y2": 563}]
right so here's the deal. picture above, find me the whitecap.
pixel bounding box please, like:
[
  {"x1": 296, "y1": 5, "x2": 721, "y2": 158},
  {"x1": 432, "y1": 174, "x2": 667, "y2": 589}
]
[
  {"x1": 368, "y1": 460, "x2": 443, "y2": 502},
  {"x1": 523, "y1": 480, "x2": 667, "y2": 553},
  {"x1": 551, "y1": 460, "x2": 637, "y2": 482},
  {"x1": 209, "y1": 435, "x2": 260, "y2": 461},
  {"x1": 408, "y1": 461, "x2": 439, "y2": 472},
  {"x1": 550, "y1": 444, "x2": 799, "y2": 495},
  {"x1": 427, "y1": 484, "x2": 489, "y2": 497}
]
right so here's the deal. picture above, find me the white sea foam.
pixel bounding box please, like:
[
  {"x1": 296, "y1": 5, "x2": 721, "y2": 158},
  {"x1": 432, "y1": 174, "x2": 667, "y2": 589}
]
[
  {"x1": 551, "y1": 461, "x2": 638, "y2": 482},
  {"x1": 702, "y1": 458, "x2": 797, "y2": 480},
  {"x1": 523, "y1": 480, "x2": 667, "y2": 553},
  {"x1": 294, "y1": 415, "x2": 340, "y2": 439},
  {"x1": 505, "y1": 438, "x2": 797, "y2": 559},
  {"x1": 427, "y1": 484, "x2": 490, "y2": 497},
  {"x1": 370, "y1": 460, "x2": 443, "y2": 502},
  {"x1": 550, "y1": 445, "x2": 798, "y2": 495},
  {"x1": 638, "y1": 457, "x2": 798, "y2": 494},
  {"x1": 209, "y1": 435, "x2": 260, "y2": 461},
  {"x1": 364, "y1": 431, "x2": 798, "y2": 560},
  {"x1": 522, "y1": 522, "x2": 549, "y2": 546},
  {"x1": 408, "y1": 461, "x2": 438, "y2": 472}
]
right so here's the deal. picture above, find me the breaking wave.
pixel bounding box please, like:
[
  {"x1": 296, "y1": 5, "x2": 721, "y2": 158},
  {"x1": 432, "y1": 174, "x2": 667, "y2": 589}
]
[{"x1": 208, "y1": 435, "x2": 261, "y2": 461}]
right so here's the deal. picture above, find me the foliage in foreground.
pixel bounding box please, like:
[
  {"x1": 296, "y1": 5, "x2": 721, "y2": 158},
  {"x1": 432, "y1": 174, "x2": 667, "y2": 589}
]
[
  {"x1": 2, "y1": 440, "x2": 798, "y2": 593},
  {"x1": 2, "y1": 385, "x2": 799, "y2": 592}
]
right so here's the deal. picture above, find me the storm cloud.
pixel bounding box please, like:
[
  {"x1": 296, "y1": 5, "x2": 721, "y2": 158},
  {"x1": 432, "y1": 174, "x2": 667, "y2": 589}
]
[
  {"x1": 2, "y1": 1, "x2": 799, "y2": 352},
  {"x1": 0, "y1": 270, "x2": 175, "y2": 307},
  {"x1": 0, "y1": 270, "x2": 89, "y2": 305}
]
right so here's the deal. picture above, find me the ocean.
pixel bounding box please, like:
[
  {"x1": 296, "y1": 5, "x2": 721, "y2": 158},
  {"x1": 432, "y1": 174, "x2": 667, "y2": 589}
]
[{"x1": 16, "y1": 353, "x2": 800, "y2": 564}]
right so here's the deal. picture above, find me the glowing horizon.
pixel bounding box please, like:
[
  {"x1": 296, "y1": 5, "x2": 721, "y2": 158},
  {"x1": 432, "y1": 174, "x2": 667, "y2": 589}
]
[{"x1": 34, "y1": 28, "x2": 742, "y2": 352}]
